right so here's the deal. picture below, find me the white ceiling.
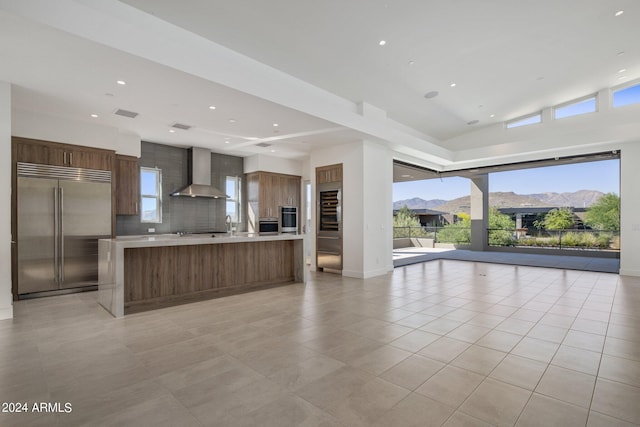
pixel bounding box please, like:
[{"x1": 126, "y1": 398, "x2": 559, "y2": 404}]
[{"x1": 1, "y1": 0, "x2": 639, "y2": 164}]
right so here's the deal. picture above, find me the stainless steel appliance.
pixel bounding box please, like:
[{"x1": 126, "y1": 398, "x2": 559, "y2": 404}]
[
  {"x1": 280, "y1": 206, "x2": 298, "y2": 233},
  {"x1": 258, "y1": 218, "x2": 279, "y2": 234},
  {"x1": 317, "y1": 182, "x2": 342, "y2": 270},
  {"x1": 17, "y1": 162, "x2": 112, "y2": 297}
]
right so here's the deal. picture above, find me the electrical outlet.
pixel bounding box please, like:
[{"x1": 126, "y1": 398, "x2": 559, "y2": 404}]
[{"x1": 148, "y1": 228, "x2": 155, "y2": 233}]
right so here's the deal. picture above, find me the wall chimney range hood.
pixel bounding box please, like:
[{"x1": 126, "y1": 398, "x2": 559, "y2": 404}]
[{"x1": 171, "y1": 147, "x2": 228, "y2": 198}]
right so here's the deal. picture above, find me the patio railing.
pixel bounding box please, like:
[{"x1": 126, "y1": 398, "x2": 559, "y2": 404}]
[{"x1": 487, "y1": 228, "x2": 620, "y2": 251}]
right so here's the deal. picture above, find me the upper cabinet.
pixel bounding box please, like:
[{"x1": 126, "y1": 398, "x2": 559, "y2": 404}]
[
  {"x1": 115, "y1": 155, "x2": 140, "y2": 215},
  {"x1": 246, "y1": 171, "x2": 301, "y2": 232},
  {"x1": 12, "y1": 137, "x2": 114, "y2": 171},
  {"x1": 316, "y1": 163, "x2": 342, "y2": 184}
]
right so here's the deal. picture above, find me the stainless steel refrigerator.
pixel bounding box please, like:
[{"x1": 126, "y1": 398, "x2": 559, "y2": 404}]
[{"x1": 17, "y1": 162, "x2": 112, "y2": 297}]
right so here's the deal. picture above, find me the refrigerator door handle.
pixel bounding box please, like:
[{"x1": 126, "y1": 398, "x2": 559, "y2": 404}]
[
  {"x1": 53, "y1": 187, "x2": 59, "y2": 285},
  {"x1": 59, "y1": 187, "x2": 64, "y2": 284}
]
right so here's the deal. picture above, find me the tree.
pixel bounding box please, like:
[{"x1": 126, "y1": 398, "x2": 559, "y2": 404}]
[
  {"x1": 543, "y1": 208, "x2": 575, "y2": 230},
  {"x1": 437, "y1": 212, "x2": 471, "y2": 244},
  {"x1": 488, "y1": 207, "x2": 516, "y2": 245},
  {"x1": 393, "y1": 205, "x2": 426, "y2": 238},
  {"x1": 585, "y1": 193, "x2": 620, "y2": 231}
]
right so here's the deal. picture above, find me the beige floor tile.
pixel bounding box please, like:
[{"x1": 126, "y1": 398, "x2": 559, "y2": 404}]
[
  {"x1": 450, "y1": 345, "x2": 506, "y2": 375},
  {"x1": 394, "y1": 312, "x2": 437, "y2": 328},
  {"x1": 511, "y1": 337, "x2": 560, "y2": 363},
  {"x1": 442, "y1": 411, "x2": 494, "y2": 427},
  {"x1": 535, "y1": 365, "x2": 596, "y2": 408},
  {"x1": 321, "y1": 334, "x2": 384, "y2": 364},
  {"x1": 527, "y1": 324, "x2": 568, "y2": 344},
  {"x1": 467, "y1": 313, "x2": 507, "y2": 328},
  {"x1": 371, "y1": 393, "x2": 456, "y2": 427},
  {"x1": 598, "y1": 354, "x2": 640, "y2": 388},
  {"x1": 563, "y1": 330, "x2": 606, "y2": 352},
  {"x1": 326, "y1": 378, "x2": 410, "y2": 427},
  {"x1": 295, "y1": 366, "x2": 374, "y2": 411},
  {"x1": 415, "y1": 365, "x2": 485, "y2": 408},
  {"x1": 550, "y1": 344, "x2": 601, "y2": 375},
  {"x1": 459, "y1": 378, "x2": 531, "y2": 426},
  {"x1": 511, "y1": 309, "x2": 546, "y2": 323},
  {"x1": 495, "y1": 318, "x2": 535, "y2": 335},
  {"x1": 591, "y1": 378, "x2": 640, "y2": 425},
  {"x1": 418, "y1": 337, "x2": 471, "y2": 363},
  {"x1": 446, "y1": 323, "x2": 492, "y2": 344},
  {"x1": 233, "y1": 394, "x2": 341, "y2": 427},
  {"x1": 587, "y1": 411, "x2": 639, "y2": 427},
  {"x1": 489, "y1": 354, "x2": 547, "y2": 390},
  {"x1": 380, "y1": 354, "x2": 445, "y2": 390},
  {"x1": 571, "y1": 318, "x2": 608, "y2": 336},
  {"x1": 420, "y1": 318, "x2": 464, "y2": 335},
  {"x1": 604, "y1": 336, "x2": 640, "y2": 362},
  {"x1": 476, "y1": 330, "x2": 522, "y2": 352},
  {"x1": 389, "y1": 329, "x2": 440, "y2": 352},
  {"x1": 516, "y1": 393, "x2": 588, "y2": 427},
  {"x1": 268, "y1": 354, "x2": 346, "y2": 391},
  {"x1": 351, "y1": 344, "x2": 411, "y2": 375}
]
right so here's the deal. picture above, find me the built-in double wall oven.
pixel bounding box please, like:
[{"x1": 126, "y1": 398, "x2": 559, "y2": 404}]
[{"x1": 317, "y1": 182, "x2": 342, "y2": 271}]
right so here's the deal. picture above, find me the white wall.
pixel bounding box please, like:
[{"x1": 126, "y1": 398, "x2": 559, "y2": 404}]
[
  {"x1": 12, "y1": 109, "x2": 141, "y2": 157},
  {"x1": 0, "y1": 82, "x2": 13, "y2": 320},
  {"x1": 311, "y1": 140, "x2": 393, "y2": 279},
  {"x1": 619, "y1": 141, "x2": 640, "y2": 276},
  {"x1": 243, "y1": 154, "x2": 304, "y2": 176}
]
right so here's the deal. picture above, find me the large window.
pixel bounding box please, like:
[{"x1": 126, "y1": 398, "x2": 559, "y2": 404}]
[
  {"x1": 226, "y1": 176, "x2": 242, "y2": 225},
  {"x1": 140, "y1": 167, "x2": 162, "y2": 223}
]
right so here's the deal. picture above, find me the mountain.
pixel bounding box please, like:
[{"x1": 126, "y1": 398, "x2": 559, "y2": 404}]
[
  {"x1": 527, "y1": 190, "x2": 605, "y2": 208},
  {"x1": 393, "y1": 190, "x2": 606, "y2": 214},
  {"x1": 393, "y1": 197, "x2": 447, "y2": 210}
]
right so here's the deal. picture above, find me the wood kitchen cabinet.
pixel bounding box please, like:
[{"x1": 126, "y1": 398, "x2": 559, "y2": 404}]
[
  {"x1": 115, "y1": 155, "x2": 140, "y2": 215},
  {"x1": 12, "y1": 137, "x2": 114, "y2": 170},
  {"x1": 246, "y1": 171, "x2": 301, "y2": 232},
  {"x1": 316, "y1": 163, "x2": 342, "y2": 184}
]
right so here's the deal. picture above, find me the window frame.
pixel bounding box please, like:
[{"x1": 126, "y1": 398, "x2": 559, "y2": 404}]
[
  {"x1": 140, "y1": 166, "x2": 163, "y2": 223},
  {"x1": 553, "y1": 94, "x2": 598, "y2": 120},
  {"x1": 505, "y1": 112, "x2": 542, "y2": 129},
  {"x1": 225, "y1": 175, "x2": 242, "y2": 226},
  {"x1": 612, "y1": 81, "x2": 640, "y2": 108}
]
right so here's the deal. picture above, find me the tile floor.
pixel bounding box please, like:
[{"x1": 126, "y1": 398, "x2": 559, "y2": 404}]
[{"x1": 1, "y1": 259, "x2": 639, "y2": 426}]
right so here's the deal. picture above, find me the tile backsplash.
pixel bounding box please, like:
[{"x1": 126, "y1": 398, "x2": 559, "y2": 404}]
[{"x1": 116, "y1": 141, "x2": 245, "y2": 235}]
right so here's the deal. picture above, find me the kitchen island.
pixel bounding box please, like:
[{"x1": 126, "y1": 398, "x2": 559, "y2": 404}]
[{"x1": 98, "y1": 233, "x2": 306, "y2": 317}]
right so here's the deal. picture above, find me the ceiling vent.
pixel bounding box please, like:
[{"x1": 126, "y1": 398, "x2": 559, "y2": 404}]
[
  {"x1": 114, "y1": 108, "x2": 139, "y2": 118},
  {"x1": 255, "y1": 142, "x2": 272, "y2": 148},
  {"x1": 171, "y1": 122, "x2": 192, "y2": 130}
]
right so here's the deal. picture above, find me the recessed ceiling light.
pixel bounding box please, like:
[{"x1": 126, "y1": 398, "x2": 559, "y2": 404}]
[
  {"x1": 228, "y1": 119, "x2": 236, "y2": 123},
  {"x1": 408, "y1": 60, "x2": 415, "y2": 66},
  {"x1": 401, "y1": 174, "x2": 412, "y2": 178},
  {"x1": 169, "y1": 129, "x2": 175, "y2": 133},
  {"x1": 424, "y1": 91, "x2": 439, "y2": 99},
  {"x1": 225, "y1": 141, "x2": 230, "y2": 144},
  {"x1": 116, "y1": 80, "x2": 126, "y2": 85},
  {"x1": 490, "y1": 114, "x2": 496, "y2": 118},
  {"x1": 379, "y1": 40, "x2": 386, "y2": 46},
  {"x1": 618, "y1": 75, "x2": 628, "y2": 80},
  {"x1": 270, "y1": 150, "x2": 276, "y2": 153},
  {"x1": 208, "y1": 105, "x2": 216, "y2": 110},
  {"x1": 615, "y1": 10, "x2": 624, "y2": 16},
  {"x1": 450, "y1": 83, "x2": 457, "y2": 87},
  {"x1": 618, "y1": 68, "x2": 627, "y2": 73},
  {"x1": 617, "y1": 51, "x2": 625, "y2": 56},
  {"x1": 90, "y1": 114, "x2": 98, "y2": 118},
  {"x1": 273, "y1": 123, "x2": 279, "y2": 127}
]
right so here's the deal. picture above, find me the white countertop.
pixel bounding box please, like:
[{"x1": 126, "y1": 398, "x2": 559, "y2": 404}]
[{"x1": 102, "y1": 232, "x2": 305, "y2": 248}]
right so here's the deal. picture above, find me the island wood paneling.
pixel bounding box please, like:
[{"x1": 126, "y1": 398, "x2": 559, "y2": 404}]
[{"x1": 123, "y1": 240, "x2": 295, "y2": 312}]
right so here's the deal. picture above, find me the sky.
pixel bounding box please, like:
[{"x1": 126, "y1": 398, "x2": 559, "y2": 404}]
[{"x1": 393, "y1": 159, "x2": 620, "y2": 202}]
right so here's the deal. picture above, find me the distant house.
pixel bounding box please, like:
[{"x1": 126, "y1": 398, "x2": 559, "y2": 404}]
[
  {"x1": 497, "y1": 207, "x2": 588, "y2": 229},
  {"x1": 393, "y1": 208, "x2": 449, "y2": 227}
]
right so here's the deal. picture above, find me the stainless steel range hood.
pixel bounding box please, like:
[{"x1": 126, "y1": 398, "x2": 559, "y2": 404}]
[{"x1": 170, "y1": 147, "x2": 228, "y2": 198}]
